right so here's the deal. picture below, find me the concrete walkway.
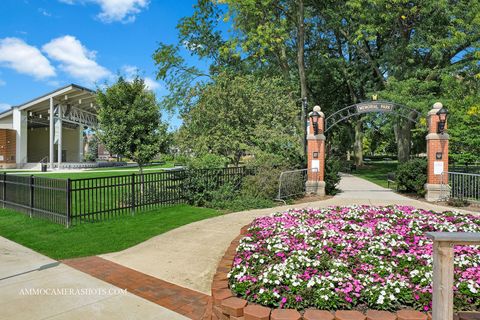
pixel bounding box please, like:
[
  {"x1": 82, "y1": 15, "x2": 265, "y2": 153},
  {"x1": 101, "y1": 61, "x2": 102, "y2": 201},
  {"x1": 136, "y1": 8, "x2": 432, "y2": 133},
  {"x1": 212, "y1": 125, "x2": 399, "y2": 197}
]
[
  {"x1": 101, "y1": 174, "x2": 476, "y2": 295},
  {"x1": 0, "y1": 237, "x2": 187, "y2": 320},
  {"x1": 335, "y1": 173, "x2": 407, "y2": 201}
]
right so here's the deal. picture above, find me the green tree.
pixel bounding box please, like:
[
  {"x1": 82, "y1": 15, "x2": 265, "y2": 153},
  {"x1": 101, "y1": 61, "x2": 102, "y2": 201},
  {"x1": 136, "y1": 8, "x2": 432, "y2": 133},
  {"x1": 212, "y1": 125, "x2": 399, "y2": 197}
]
[
  {"x1": 96, "y1": 77, "x2": 168, "y2": 174},
  {"x1": 155, "y1": 0, "x2": 480, "y2": 166},
  {"x1": 176, "y1": 72, "x2": 302, "y2": 167}
]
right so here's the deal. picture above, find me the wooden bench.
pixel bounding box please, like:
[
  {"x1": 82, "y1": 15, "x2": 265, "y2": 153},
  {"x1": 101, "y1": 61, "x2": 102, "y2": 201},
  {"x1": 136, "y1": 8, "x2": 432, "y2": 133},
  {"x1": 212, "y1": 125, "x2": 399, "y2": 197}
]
[{"x1": 426, "y1": 232, "x2": 480, "y2": 320}]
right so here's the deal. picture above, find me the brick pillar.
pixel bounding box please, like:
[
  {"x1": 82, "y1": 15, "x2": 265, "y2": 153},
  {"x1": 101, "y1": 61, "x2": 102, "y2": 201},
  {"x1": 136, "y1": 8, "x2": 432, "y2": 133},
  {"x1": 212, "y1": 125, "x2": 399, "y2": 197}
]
[
  {"x1": 425, "y1": 102, "x2": 449, "y2": 202},
  {"x1": 306, "y1": 106, "x2": 326, "y2": 196}
]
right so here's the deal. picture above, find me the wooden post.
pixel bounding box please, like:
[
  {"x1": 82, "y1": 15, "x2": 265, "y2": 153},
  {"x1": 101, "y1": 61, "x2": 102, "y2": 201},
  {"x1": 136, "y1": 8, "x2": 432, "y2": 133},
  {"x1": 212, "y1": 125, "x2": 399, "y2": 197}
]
[{"x1": 426, "y1": 232, "x2": 480, "y2": 320}]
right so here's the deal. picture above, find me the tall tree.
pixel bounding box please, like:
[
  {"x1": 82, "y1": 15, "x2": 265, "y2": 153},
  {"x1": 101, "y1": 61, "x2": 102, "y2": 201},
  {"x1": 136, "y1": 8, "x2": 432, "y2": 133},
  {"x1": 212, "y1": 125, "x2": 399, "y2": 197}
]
[{"x1": 96, "y1": 77, "x2": 168, "y2": 174}]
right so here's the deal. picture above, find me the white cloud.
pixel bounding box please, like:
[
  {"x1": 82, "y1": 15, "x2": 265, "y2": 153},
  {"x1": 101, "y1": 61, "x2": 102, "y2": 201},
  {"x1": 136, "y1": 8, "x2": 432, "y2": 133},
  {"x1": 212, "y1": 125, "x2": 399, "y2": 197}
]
[
  {"x1": 144, "y1": 77, "x2": 160, "y2": 91},
  {"x1": 0, "y1": 103, "x2": 11, "y2": 112},
  {"x1": 38, "y1": 8, "x2": 52, "y2": 17},
  {"x1": 60, "y1": 0, "x2": 149, "y2": 23},
  {"x1": 121, "y1": 65, "x2": 160, "y2": 91},
  {"x1": 0, "y1": 38, "x2": 56, "y2": 79},
  {"x1": 43, "y1": 35, "x2": 111, "y2": 83}
]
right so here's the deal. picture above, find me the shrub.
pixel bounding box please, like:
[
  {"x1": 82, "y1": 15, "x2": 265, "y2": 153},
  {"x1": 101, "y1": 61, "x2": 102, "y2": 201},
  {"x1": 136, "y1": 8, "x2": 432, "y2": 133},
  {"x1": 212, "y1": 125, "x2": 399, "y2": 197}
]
[
  {"x1": 241, "y1": 167, "x2": 284, "y2": 200},
  {"x1": 447, "y1": 197, "x2": 470, "y2": 207},
  {"x1": 395, "y1": 158, "x2": 427, "y2": 195},
  {"x1": 207, "y1": 184, "x2": 274, "y2": 211},
  {"x1": 325, "y1": 157, "x2": 341, "y2": 195},
  {"x1": 182, "y1": 168, "x2": 239, "y2": 207},
  {"x1": 186, "y1": 154, "x2": 229, "y2": 169}
]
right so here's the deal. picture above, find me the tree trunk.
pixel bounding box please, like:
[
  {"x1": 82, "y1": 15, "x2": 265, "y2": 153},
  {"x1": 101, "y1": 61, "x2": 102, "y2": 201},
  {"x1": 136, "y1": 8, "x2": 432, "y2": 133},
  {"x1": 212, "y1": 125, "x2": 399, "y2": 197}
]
[
  {"x1": 394, "y1": 120, "x2": 412, "y2": 163},
  {"x1": 353, "y1": 119, "x2": 363, "y2": 167},
  {"x1": 297, "y1": 0, "x2": 308, "y2": 164}
]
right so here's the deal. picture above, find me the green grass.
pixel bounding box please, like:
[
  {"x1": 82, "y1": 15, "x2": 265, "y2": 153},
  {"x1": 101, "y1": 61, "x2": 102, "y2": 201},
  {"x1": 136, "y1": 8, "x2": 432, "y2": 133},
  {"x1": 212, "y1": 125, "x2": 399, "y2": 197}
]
[
  {"x1": 0, "y1": 205, "x2": 221, "y2": 260},
  {"x1": 352, "y1": 160, "x2": 398, "y2": 188}
]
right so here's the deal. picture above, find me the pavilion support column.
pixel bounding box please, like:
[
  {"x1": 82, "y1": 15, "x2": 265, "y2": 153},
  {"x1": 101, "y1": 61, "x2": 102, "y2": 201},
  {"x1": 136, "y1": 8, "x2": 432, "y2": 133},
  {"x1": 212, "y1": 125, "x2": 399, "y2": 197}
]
[
  {"x1": 78, "y1": 126, "x2": 84, "y2": 162},
  {"x1": 57, "y1": 105, "x2": 63, "y2": 169},
  {"x1": 12, "y1": 108, "x2": 27, "y2": 167},
  {"x1": 49, "y1": 98, "x2": 54, "y2": 169}
]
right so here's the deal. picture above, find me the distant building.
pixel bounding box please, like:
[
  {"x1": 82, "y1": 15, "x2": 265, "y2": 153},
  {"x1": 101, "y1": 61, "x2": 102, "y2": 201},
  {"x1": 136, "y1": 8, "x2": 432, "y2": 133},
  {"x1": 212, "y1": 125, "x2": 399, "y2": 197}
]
[{"x1": 0, "y1": 84, "x2": 98, "y2": 169}]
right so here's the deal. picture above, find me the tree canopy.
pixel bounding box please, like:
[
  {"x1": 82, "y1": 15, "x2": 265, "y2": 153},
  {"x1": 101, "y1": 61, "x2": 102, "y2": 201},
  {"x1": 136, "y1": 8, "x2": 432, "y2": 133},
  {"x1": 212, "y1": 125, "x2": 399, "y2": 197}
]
[
  {"x1": 154, "y1": 0, "x2": 480, "y2": 165},
  {"x1": 96, "y1": 76, "x2": 168, "y2": 171}
]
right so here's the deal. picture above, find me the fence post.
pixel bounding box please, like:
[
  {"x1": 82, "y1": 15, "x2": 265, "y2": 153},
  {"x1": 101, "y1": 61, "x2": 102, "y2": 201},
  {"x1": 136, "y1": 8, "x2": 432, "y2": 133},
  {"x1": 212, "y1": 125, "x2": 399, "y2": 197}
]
[
  {"x1": 66, "y1": 178, "x2": 71, "y2": 228},
  {"x1": 131, "y1": 173, "x2": 135, "y2": 215},
  {"x1": 29, "y1": 175, "x2": 34, "y2": 218},
  {"x1": 427, "y1": 232, "x2": 480, "y2": 320},
  {"x1": 2, "y1": 172, "x2": 6, "y2": 208}
]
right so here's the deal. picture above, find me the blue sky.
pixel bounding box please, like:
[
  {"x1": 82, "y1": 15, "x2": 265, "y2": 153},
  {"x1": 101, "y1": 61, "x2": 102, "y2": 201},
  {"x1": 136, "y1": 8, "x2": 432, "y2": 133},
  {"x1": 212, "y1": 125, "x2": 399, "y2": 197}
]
[{"x1": 0, "y1": 0, "x2": 204, "y2": 129}]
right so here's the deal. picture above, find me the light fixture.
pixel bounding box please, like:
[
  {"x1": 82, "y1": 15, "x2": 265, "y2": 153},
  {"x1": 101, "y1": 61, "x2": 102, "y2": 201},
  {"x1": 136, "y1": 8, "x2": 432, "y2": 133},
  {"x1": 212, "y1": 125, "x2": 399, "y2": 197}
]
[
  {"x1": 309, "y1": 110, "x2": 321, "y2": 135},
  {"x1": 436, "y1": 106, "x2": 448, "y2": 134}
]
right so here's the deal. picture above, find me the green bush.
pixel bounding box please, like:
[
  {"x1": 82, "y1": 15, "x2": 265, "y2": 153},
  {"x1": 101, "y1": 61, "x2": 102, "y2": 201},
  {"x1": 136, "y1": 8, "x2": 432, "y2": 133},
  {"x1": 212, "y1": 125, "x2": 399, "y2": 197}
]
[
  {"x1": 241, "y1": 167, "x2": 284, "y2": 200},
  {"x1": 325, "y1": 158, "x2": 341, "y2": 195},
  {"x1": 182, "y1": 168, "x2": 238, "y2": 207},
  {"x1": 395, "y1": 158, "x2": 427, "y2": 195},
  {"x1": 207, "y1": 183, "x2": 274, "y2": 212},
  {"x1": 186, "y1": 154, "x2": 229, "y2": 169}
]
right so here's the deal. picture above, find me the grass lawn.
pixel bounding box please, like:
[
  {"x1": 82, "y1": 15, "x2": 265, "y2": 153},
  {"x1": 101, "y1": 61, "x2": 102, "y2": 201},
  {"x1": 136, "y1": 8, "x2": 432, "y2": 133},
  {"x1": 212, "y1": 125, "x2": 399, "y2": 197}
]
[
  {"x1": 0, "y1": 205, "x2": 220, "y2": 260},
  {"x1": 352, "y1": 160, "x2": 398, "y2": 188}
]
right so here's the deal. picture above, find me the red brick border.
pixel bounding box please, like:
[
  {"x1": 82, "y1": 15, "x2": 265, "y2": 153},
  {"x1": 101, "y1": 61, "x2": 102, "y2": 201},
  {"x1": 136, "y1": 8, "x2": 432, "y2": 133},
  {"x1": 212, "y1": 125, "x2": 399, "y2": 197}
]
[
  {"x1": 209, "y1": 224, "x2": 478, "y2": 320},
  {"x1": 63, "y1": 256, "x2": 210, "y2": 320}
]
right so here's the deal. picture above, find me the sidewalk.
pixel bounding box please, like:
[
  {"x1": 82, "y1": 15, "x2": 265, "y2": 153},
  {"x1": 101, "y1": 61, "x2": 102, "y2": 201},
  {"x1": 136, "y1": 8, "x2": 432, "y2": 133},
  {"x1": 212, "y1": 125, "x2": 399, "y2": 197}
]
[{"x1": 0, "y1": 237, "x2": 187, "y2": 320}]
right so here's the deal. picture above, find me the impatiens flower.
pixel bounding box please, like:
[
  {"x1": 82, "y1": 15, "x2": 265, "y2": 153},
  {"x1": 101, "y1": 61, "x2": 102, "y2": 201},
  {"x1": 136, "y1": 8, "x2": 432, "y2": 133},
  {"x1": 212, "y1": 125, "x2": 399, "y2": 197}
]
[{"x1": 229, "y1": 205, "x2": 480, "y2": 311}]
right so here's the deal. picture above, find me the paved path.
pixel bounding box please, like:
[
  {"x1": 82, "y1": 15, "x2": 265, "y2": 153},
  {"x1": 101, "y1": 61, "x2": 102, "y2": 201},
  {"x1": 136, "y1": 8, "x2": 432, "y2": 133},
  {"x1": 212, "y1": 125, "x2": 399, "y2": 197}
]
[
  {"x1": 101, "y1": 174, "x2": 476, "y2": 295},
  {"x1": 335, "y1": 173, "x2": 408, "y2": 201},
  {"x1": 64, "y1": 256, "x2": 209, "y2": 320},
  {"x1": 0, "y1": 237, "x2": 187, "y2": 320}
]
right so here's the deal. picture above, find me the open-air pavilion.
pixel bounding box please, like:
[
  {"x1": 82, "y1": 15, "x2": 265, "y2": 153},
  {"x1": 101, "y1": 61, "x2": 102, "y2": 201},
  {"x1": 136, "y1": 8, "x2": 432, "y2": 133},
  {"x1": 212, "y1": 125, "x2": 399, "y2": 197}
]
[{"x1": 0, "y1": 84, "x2": 98, "y2": 169}]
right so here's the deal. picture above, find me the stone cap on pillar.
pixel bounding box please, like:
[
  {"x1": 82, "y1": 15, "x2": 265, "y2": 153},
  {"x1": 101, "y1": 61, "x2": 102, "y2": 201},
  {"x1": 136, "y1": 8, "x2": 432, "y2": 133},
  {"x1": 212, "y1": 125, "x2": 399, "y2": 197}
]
[
  {"x1": 428, "y1": 102, "x2": 443, "y2": 116},
  {"x1": 308, "y1": 105, "x2": 325, "y2": 118}
]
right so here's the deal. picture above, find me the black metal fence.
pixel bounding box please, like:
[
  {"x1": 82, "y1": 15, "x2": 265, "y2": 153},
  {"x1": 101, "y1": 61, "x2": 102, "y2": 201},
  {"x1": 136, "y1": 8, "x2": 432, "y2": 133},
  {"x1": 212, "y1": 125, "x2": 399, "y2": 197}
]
[{"x1": 0, "y1": 167, "x2": 253, "y2": 227}]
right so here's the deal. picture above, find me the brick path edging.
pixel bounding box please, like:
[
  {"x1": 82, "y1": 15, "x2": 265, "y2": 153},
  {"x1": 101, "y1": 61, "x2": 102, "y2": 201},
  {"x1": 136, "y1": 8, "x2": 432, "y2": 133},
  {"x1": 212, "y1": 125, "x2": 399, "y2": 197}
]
[{"x1": 208, "y1": 224, "x2": 479, "y2": 320}]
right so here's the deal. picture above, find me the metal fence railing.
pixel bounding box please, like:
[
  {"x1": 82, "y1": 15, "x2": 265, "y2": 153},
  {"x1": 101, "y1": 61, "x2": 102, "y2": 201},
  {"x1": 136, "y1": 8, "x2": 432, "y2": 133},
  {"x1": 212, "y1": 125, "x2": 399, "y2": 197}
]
[
  {"x1": 0, "y1": 174, "x2": 69, "y2": 225},
  {"x1": 440, "y1": 171, "x2": 480, "y2": 205},
  {"x1": 276, "y1": 168, "x2": 318, "y2": 201},
  {"x1": 448, "y1": 163, "x2": 480, "y2": 174},
  {"x1": 0, "y1": 167, "x2": 254, "y2": 227}
]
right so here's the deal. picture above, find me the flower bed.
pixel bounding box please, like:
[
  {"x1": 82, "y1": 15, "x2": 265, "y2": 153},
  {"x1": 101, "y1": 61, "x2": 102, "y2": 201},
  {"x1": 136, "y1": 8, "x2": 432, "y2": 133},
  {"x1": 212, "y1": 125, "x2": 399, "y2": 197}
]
[{"x1": 228, "y1": 205, "x2": 480, "y2": 312}]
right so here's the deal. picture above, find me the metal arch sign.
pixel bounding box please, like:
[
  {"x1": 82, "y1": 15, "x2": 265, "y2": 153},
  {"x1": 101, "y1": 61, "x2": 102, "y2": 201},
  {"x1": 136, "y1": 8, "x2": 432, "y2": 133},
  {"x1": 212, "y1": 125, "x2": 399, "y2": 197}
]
[
  {"x1": 356, "y1": 102, "x2": 394, "y2": 113},
  {"x1": 324, "y1": 100, "x2": 422, "y2": 133}
]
